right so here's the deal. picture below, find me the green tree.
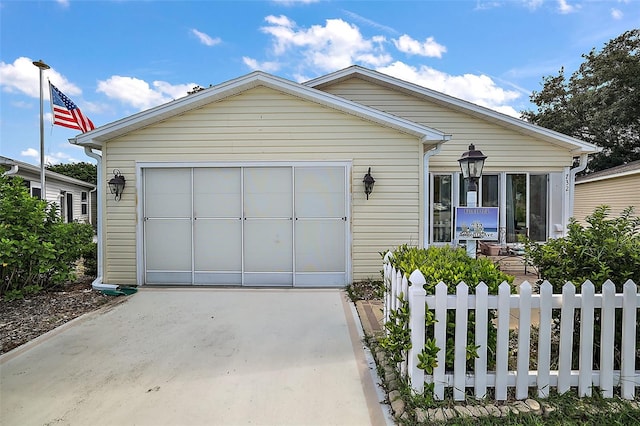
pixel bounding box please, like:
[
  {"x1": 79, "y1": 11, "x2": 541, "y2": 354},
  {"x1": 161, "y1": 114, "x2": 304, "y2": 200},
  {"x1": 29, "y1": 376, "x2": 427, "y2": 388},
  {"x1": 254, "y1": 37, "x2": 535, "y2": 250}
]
[
  {"x1": 522, "y1": 29, "x2": 640, "y2": 172},
  {"x1": 47, "y1": 162, "x2": 97, "y2": 185}
]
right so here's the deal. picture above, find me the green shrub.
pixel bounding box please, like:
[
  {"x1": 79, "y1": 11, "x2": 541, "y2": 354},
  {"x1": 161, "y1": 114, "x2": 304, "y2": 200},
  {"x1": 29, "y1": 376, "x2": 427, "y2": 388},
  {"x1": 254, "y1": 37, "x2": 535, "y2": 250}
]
[
  {"x1": 524, "y1": 205, "x2": 640, "y2": 370},
  {"x1": 382, "y1": 245, "x2": 514, "y2": 380},
  {"x1": 525, "y1": 205, "x2": 640, "y2": 291},
  {"x1": 0, "y1": 175, "x2": 95, "y2": 297}
]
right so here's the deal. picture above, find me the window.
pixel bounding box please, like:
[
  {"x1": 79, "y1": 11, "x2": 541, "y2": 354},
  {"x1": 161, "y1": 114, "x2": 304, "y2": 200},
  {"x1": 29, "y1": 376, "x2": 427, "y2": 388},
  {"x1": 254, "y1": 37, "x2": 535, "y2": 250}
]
[
  {"x1": 431, "y1": 172, "x2": 549, "y2": 244},
  {"x1": 505, "y1": 173, "x2": 548, "y2": 243},
  {"x1": 432, "y1": 174, "x2": 452, "y2": 242},
  {"x1": 529, "y1": 175, "x2": 548, "y2": 242},
  {"x1": 81, "y1": 191, "x2": 88, "y2": 215},
  {"x1": 31, "y1": 187, "x2": 41, "y2": 199}
]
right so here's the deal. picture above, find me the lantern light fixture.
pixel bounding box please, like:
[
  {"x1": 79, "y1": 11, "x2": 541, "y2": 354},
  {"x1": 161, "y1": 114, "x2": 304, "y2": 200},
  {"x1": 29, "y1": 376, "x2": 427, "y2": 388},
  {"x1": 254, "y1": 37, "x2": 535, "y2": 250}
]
[
  {"x1": 108, "y1": 169, "x2": 126, "y2": 201},
  {"x1": 457, "y1": 143, "x2": 486, "y2": 192},
  {"x1": 363, "y1": 167, "x2": 375, "y2": 200}
]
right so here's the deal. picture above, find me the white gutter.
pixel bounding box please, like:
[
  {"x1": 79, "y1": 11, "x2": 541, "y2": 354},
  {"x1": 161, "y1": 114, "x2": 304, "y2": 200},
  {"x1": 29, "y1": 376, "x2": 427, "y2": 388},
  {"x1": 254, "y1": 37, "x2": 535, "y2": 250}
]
[
  {"x1": 2, "y1": 164, "x2": 19, "y2": 176},
  {"x1": 567, "y1": 153, "x2": 589, "y2": 224},
  {"x1": 83, "y1": 147, "x2": 108, "y2": 291},
  {"x1": 423, "y1": 141, "x2": 445, "y2": 247}
]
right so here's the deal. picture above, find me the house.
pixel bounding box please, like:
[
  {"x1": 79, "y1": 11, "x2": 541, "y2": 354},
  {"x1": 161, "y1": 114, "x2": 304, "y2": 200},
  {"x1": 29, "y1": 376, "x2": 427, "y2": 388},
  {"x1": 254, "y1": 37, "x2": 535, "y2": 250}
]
[
  {"x1": 1, "y1": 155, "x2": 96, "y2": 225},
  {"x1": 70, "y1": 66, "x2": 599, "y2": 288},
  {"x1": 574, "y1": 160, "x2": 640, "y2": 224}
]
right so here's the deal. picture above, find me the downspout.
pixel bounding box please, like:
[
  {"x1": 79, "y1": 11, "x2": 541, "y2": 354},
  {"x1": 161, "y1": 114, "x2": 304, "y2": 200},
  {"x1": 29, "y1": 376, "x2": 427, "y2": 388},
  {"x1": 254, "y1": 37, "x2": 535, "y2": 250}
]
[
  {"x1": 2, "y1": 164, "x2": 19, "y2": 176},
  {"x1": 83, "y1": 147, "x2": 117, "y2": 291},
  {"x1": 567, "y1": 153, "x2": 589, "y2": 230},
  {"x1": 422, "y1": 140, "x2": 445, "y2": 248}
]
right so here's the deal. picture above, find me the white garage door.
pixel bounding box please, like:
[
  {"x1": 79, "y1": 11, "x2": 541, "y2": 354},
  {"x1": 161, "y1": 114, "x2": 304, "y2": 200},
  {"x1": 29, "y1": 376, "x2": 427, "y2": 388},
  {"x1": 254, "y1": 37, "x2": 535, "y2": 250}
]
[{"x1": 143, "y1": 165, "x2": 348, "y2": 287}]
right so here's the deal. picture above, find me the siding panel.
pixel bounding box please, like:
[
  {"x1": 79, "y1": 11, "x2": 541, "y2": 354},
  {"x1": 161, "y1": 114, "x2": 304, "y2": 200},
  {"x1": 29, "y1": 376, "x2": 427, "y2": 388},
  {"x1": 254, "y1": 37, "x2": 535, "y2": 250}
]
[
  {"x1": 103, "y1": 86, "x2": 422, "y2": 284},
  {"x1": 320, "y1": 78, "x2": 573, "y2": 171}
]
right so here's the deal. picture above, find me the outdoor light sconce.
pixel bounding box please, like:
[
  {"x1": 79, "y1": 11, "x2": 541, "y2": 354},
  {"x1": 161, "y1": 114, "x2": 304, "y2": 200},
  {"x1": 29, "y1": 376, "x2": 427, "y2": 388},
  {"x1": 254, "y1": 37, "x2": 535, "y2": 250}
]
[
  {"x1": 457, "y1": 144, "x2": 486, "y2": 191},
  {"x1": 363, "y1": 167, "x2": 375, "y2": 200},
  {"x1": 108, "y1": 169, "x2": 126, "y2": 201}
]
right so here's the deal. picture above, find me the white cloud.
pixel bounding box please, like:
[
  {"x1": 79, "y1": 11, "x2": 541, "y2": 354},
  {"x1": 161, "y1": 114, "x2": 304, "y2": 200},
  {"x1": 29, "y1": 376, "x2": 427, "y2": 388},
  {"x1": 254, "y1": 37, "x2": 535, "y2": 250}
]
[
  {"x1": 557, "y1": 0, "x2": 579, "y2": 14},
  {"x1": 0, "y1": 57, "x2": 80, "y2": 100},
  {"x1": 191, "y1": 29, "x2": 221, "y2": 46},
  {"x1": 393, "y1": 35, "x2": 447, "y2": 58},
  {"x1": 611, "y1": 8, "x2": 623, "y2": 19},
  {"x1": 259, "y1": 15, "x2": 392, "y2": 72},
  {"x1": 243, "y1": 57, "x2": 281, "y2": 72},
  {"x1": 21, "y1": 148, "x2": 39, "y2": 159},
  {"x1": 96, "y1": 76, "x2": 197, "y2": 110},
  {"x1": 522, "y1": 0, "x2": 544, "y2": 11},
  {"x1": 55, "y1": 0, "x2": 70, "y2": 7},
  {"x1": 377, "y1": 62, "x2": 521, "y2": 117}
]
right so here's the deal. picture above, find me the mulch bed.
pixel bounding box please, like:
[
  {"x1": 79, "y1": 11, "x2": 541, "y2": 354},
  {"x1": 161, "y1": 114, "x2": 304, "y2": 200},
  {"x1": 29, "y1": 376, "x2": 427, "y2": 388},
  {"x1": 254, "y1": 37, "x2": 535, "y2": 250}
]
[{"x1": 0, "y1": 278, "x2": 112, "y2": 355}]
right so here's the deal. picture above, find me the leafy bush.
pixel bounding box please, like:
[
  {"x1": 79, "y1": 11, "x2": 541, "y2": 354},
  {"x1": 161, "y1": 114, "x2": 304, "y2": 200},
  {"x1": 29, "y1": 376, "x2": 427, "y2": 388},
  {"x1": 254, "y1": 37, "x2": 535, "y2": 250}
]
[
  {"x1": 525, "y1": 205, "x2": 640, "y2": 292},
  {"x1": 0, "y1": 175, "x2": 95, "y2": 297},
  {"x1": 381, "y1": 245, "x2": 514, "y2": 378},
  {"x1": 524, "y1": 205, "x2": 640, "y2": 369}
]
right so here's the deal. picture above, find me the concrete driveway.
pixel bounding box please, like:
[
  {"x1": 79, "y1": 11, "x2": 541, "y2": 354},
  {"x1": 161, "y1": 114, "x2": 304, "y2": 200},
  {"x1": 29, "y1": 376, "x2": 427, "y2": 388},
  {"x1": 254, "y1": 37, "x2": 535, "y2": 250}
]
[{"x1": 1, "y1": 288, "x2": 390, "y2": 426}]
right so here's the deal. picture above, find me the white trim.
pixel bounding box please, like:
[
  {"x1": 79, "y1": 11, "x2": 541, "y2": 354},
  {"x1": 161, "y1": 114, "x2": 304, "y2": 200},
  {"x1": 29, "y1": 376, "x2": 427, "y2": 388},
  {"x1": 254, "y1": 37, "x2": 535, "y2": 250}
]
[
  {"x1": 71, "y1": 71, "x2": 450, "y2": 149},
  {"x1": 575, "y1": 168, "x2": 640, "y2": 184},
  {"x1": 305, "y1": 66, "x2": 600, "y2": 155}
]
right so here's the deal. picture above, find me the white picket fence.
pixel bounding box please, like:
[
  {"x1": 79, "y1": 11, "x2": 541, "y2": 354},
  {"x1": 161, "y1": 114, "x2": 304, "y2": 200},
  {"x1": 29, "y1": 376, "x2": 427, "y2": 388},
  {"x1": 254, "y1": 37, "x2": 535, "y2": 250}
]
[{"x1": 382, "y1": 257, "x2": 640, "y2": 401}]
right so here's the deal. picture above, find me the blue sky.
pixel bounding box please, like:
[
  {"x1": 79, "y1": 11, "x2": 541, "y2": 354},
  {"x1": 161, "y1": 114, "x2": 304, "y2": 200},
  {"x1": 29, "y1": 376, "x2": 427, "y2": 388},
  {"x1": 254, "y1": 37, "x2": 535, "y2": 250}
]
[{"x1": 1, "y1": 0, "x2": 638, "y2": 166}]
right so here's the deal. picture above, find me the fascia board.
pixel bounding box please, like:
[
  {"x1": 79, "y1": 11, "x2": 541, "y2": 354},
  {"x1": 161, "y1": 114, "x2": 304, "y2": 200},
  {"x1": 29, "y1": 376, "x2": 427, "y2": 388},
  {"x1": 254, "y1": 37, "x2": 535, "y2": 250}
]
[
  {"x1": 305, "y1": 66, "x2": 601, "y2": 154},
  {"x1": 0, "y1": 156, "x2": 95, "y2": 188},
  {"x1": 71, "y1": 71, "x2": 450, "y2": 149}
]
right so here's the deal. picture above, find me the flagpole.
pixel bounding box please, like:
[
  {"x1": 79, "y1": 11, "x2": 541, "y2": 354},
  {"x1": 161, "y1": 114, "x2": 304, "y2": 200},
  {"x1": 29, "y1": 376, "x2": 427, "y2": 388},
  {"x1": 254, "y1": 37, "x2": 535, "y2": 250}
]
[{"x1": 33, "y1": 59, "x2": 50, "y2": 200}]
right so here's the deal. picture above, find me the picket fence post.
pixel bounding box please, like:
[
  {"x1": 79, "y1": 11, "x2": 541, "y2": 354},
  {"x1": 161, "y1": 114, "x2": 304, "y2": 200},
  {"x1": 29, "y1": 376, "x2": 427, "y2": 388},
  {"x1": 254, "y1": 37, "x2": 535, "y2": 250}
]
[
  {"x1": 495, "y1": 281, "x2": 511, "y2": 400},
  {"x1": 433, "y1": 281, "x2": 448, "y2": 400},
  {"x1": 557, "y1": 282, "x2": 576, "y2": 394},
  {"x1": 599, "y1": 280, "x2": 616, "y2": 398},
  {"x1": 453, "y1": 282, "x2": 469, "y2": 401},
  {"x1": 474, "y1": 282, "x2": 488, "y2": 399},
  {"x1": 408, "y1": 269, "x2": 426, "y2": 394},
  {"x1": 578, "y1": 280, "x2": 595, "y2": 397},
  {"x1": 621, "y1": 279, "x2": 638, "y2": 399},
  {"x1": 537, "y1": 280, "x2": 553, "y2": 398},
  {"x1": 516, "y1": 281, "x2": 532, "y2": 400}
]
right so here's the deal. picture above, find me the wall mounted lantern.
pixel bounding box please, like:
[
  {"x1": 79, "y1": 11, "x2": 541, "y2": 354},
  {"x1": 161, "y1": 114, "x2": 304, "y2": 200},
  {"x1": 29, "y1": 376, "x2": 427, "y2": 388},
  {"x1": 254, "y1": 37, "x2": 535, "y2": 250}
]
[
  {"x1": 363, "y1": 167, "x2": 375, "y2": 200},
  {"x1": 108, "y1": 169, "x2": 126, "y2": 201},
  {"x1": 457, "y1": 143, "x2": 486, "y2": 192}
]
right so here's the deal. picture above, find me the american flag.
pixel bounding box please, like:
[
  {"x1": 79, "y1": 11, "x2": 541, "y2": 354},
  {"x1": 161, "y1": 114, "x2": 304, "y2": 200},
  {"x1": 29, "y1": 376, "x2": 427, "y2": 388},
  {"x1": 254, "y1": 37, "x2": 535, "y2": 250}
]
[{"x1": 49, "y1": 82, "x2": 95, "y2": 133}]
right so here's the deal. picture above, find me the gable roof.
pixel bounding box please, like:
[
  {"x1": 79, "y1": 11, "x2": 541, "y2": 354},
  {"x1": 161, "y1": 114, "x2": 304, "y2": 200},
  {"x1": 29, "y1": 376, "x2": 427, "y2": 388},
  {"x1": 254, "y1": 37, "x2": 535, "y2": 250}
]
[
  {"x1": 576, "y1": 160, "x2": 640, "y2": 184},
  {"x1": 305, "y1": 65, "x2": 600, "y2": 155},
  {"x1": 70, "y1": 71, "x2": 450, "y2": 150},
  {"x1": 0, "y1": 156, "x2": 95, "y2": 189}
]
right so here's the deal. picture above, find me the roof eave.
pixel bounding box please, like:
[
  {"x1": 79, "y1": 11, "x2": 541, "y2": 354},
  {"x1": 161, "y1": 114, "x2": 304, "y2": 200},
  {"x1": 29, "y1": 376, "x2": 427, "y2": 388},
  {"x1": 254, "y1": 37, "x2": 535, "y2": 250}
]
[
  {"x1": 71, "y1": 71, "x2": 450, "y2": 148},
  {"x1": 305, "y1": 66, "x2": 601, "y2": 154}
]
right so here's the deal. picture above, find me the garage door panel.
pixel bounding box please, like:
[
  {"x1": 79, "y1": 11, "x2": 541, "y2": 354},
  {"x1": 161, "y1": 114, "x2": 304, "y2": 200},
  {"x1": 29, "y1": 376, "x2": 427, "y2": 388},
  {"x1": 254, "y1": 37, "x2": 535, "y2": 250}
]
[
  {"x1": 244, "y1": 168, "x2": 292, "y2": 218},
  {"x1": 144, "y1": 165, "x2": 347, "y2": 287},
  {"x1": 295, "y1": 167, "x2": 345, "y2": 218},
  {"x1": 194, "y1": 219, "x2": 242, "y2": 271},
  {"x1": 145, "y1": 168, "x2": 191, "y2": 218},
  {"x1": 193, "y1": 168, "x2": 241, "y2": 218},
  {"x1": 295, "y1": 219, "x2": 345, "y2": 272},
  {"x1": 244, "y1": 219, "x2": 293, "y2": 272},
  {"x1": 145, "y1": 219, "x2": 191, "y2": 270}
]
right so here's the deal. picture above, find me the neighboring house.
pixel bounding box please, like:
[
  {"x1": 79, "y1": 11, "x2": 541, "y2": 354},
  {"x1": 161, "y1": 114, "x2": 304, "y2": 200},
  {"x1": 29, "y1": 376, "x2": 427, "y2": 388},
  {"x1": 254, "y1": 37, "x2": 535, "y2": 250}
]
[
  {"x1": 1, "y1": 155, "x2": 96, "y2": 225},
  {"x1": 70, "y1": 66, "x2": 599, "y2": 288},
  {"x1": 574, "y1": 160, "x2": 640, "y2": 224}
]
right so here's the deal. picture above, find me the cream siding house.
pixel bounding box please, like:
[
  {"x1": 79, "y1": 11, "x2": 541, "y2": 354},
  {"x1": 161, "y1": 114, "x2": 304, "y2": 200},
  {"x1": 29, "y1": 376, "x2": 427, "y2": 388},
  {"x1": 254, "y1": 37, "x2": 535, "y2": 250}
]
[
  {"x1": 574, "y1": 160, "x2": 640, "y2": 224},
  {"x1": 1, "y1": 155, "x2": 95, "y2": 225},
  {"x1": 71, "y1": 67, "x2": 599, "y2": 288}
]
